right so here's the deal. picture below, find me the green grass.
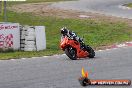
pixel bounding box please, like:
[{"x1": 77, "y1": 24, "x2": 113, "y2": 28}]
[
  {"x1": 0, "y1": 49, "x2": 63, "y2": 60},
  {"x1": 7, "y1": 0, "x2": 75, "y2": 5},
  {"x1": 0, "y1": 0, "x2": 132, "y2": 60},
  {"x1": 125, "y1": 3, "x2": 132, "y2": 8},
  {"x1": 0, "y1": 10, "x2": 132, "y2": 60}
]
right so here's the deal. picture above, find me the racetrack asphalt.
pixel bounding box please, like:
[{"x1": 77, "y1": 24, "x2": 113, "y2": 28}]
[
  {"x1": 51, "y1": 0, "x2": 132, "y2": 19},
  {"x1": 0, "y1": 0, "x2": 132, "y2": 88},
  {"x1": 0, "y1": 46, "x2": 132, "y2": 88}
]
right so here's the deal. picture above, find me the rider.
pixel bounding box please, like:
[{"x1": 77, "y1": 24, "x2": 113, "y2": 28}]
[{"x1": 60, "y1": 27, "x2": 85, "y2": 49}]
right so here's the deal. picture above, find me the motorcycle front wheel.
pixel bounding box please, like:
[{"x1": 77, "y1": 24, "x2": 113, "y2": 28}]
[
  {"x1": 65, "y1": 46, "x2": 77, "y2": 60},
  {"x1": 86, "y1": 45, "x2": 95, "y2": 58}
]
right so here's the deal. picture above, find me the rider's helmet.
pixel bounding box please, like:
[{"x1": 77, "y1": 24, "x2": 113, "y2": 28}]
[{"x1": 60, "y1": 27, "x2": 68, "y2": 35}]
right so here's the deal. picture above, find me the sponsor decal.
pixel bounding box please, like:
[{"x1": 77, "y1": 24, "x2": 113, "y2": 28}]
[
  {"x1": 0, "y1": 34, "x2": 13, "y2": 48},
  {"x1": 0, "y1": 23, "x2": 20, "y2": 49},
  {"x1": 0, "y1": 24, "x2": 18, "y2": 30}
]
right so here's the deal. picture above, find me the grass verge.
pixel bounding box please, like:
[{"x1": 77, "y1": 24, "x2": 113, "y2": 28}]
[
  {"x1": 7, "y1": 0, "x2": 76, "y2": 5},
  {"x1": 0, "y1": 10, "x2": 132, "y2": 60},
  {"x1": 124, "y1": 3, "x2": 132, "y2": 8},
  {"x1": 0, "y1": 49, "x2": 63, "y2": 60}
]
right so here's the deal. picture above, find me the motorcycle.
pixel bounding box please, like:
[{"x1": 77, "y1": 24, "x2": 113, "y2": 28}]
[{"x1": 60, "y1": 35, "x2": 95, "y2": 60}]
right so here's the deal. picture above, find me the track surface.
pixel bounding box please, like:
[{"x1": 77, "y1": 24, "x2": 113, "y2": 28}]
[
  {"x1": 1, "y1": 0, "x2": 132, "y2": 88},
  {"x1": 0, "y1": 47, "x2": 132, "y2": 88},
  {"x1": 51, "y1": 0, "x2": 132, "y2": 19}
]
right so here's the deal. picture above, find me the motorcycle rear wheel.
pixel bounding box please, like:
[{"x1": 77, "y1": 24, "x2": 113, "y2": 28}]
[{"x1": 65, "y1": 47, "x2": 77, "y2": 60}]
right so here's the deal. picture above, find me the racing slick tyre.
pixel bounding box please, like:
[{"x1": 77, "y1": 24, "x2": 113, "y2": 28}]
[
  {"x1": 86, "y1": 45, "x2": 95, "y2": 58},
  {"x1": 65, "y1": 46, "x2": 77, "y2": 60}
]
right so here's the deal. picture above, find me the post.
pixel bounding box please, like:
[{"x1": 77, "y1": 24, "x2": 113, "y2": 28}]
[
  {"x1": 4, "y1": 1, "x2": 7, "y2": 22},
  {"x1": 0, "y1": 1, "x2": 1, "y2": 14}
]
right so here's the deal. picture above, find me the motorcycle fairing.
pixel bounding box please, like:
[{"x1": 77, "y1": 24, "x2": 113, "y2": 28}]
[{"x1": 60, "y1": 36, "x2": 89, "y2": 58}]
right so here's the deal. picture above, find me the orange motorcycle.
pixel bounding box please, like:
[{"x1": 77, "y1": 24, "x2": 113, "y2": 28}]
[{"x1": 60, "y1": 36, "x2": 95, "y2": 60}]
